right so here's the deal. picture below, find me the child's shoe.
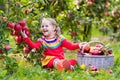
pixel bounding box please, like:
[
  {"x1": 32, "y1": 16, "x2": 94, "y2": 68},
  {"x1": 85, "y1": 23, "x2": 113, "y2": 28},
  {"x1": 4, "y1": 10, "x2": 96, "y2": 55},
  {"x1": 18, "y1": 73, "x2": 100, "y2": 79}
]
[{"x1": 57, "y1": 60, "x2": 73, "y2": 72}]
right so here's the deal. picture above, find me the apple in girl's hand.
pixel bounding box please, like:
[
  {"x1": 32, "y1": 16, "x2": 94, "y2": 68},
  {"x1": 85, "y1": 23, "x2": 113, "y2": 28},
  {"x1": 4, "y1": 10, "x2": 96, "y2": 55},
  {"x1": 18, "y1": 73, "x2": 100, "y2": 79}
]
[
  {"x1": 19, "y1": 19, "x2": 26, "y2": 27},
  {"x1": 23, "y1": 47, "x2": 30, "y2": 54},
  {"x1": 7, "y1": 22, "x2": 15, "y2": 29},
  {"x1": 14, "y1": 36, "x2": 23, "y2": 43},
  {"x1": 5, "y1": 45, "x2": 11, "y2": 50},
  {"x1": 14, "y1": 23, "x2": 22, "y2": 32}
]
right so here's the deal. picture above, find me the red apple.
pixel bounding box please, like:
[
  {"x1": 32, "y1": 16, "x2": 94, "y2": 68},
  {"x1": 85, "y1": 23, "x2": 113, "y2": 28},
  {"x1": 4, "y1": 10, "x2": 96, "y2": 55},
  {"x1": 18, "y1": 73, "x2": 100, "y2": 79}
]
[
  {"x1": 7, "y1": 22, "x2": 15, "y2": 29},
  {"x1": 107, "y1": 49, "x2": 112, "y2": 54},
  {"x1": 0, "y1": 49, "x2": 3, "y2": 54},
  {"x1": 19, "y1": 19, "x2": 26, "y2": 27},
  {"x1": 14, "y1": 36, "x2": 23, "y2": 43},
  {"x1": 90, "y1": 48, "x2": 100, "y2": 55},
  {"x1": 96, "y1": 44, "x2": 103, "y2": 49},
  {"x1": 25, "y1": 9, "x2": 30, "y2": 15},
  {"x1": 105, "y1": 0, "x2": 109, "y2": 2},
  {"x1": 91, "y1": 0, "x2": 96, "y2": 3},
  {"x1": 14, "y1": 23, "x2": 22, "y2": 32},
  {"x1": 76, "y1": 1, "x2": 81, "y2": 5},
  {"x1": 12, "y1": 30, "x2": 19, "y2": 36},
  {"x1": 22, "y1": 25, "x2": 29, "y2": 31},
  {"x1": 25, "y1": 31, "x2": 30, "y2": 37},
  {"x1": 78, "y1": 50, "x2": 81, "y2": 54},
  {"x1": 106, "y1": 69, "x2": 113, "y2": 74},
  {"x1": 90, "y1": 65, "x2": 97, "y2": 71},
  {"x1": 84, "y1": 45, "x2": 90, "y2": 53},
  {"x1": 70, "y1": 32, "x2": 77, "y2": 37},
  {"x1": 104, "y1": 12, "x2": 110, "y2": 16},
  {"x1": 23, "y1": 47, "x2": 30, "y2": 54},
  {"x1": 104, "y1": 4, "x2": 109, "y2": 9},
  {"x1": 5, "y1": 45, "x2": 11, "y2": 50},
  {"x1": 77, "y1": 19, "x2": 82, "y2": 25},
  {"x1": 87, "y1": 1, "x2": 93, "y2": 7}
]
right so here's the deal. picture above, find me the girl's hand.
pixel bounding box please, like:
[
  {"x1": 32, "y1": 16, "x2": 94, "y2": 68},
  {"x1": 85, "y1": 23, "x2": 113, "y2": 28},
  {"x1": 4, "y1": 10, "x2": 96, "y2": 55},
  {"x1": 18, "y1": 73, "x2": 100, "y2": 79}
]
[
  {"x1": 20, "y1": 30, "x2": 28, "y2": 38},
  {"x1": 79, "y1": 42, "x2": 87, "y2": 50}
]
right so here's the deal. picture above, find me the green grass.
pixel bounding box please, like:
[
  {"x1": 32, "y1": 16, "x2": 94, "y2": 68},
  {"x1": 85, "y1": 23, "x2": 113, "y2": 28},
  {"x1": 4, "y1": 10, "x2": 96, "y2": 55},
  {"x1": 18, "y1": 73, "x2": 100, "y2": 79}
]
[{"x1": 0, "y1": 42, "x2": 119, "y2": 80}]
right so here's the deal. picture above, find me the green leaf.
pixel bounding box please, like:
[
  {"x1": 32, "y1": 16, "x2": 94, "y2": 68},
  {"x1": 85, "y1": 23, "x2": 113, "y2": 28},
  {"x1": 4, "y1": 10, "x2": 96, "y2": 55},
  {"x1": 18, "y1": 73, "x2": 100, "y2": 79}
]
[
  {"x1": 0, "y1": 10, "x2": 4, "y2": 14},
  {"x1": 7, "y1": 48, "x2": 13, "y2": 54},
  {"x1": 20, "y1": 0, "x2": 27, "y2": 4}
]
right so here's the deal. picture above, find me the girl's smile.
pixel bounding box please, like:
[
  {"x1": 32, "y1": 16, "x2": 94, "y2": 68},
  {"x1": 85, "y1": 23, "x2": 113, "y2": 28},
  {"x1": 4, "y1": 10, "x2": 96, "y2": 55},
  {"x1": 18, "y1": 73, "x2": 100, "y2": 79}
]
[{"x1": 41, "y1": 19, "x2": 56, "y2": 39}]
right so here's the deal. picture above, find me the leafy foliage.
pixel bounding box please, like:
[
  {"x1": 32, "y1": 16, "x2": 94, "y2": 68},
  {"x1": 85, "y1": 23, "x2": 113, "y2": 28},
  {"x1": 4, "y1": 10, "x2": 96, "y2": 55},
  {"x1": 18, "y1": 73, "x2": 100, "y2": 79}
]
[{"x1": 0, "y1": 0, "x2": 120, "y2": 79}]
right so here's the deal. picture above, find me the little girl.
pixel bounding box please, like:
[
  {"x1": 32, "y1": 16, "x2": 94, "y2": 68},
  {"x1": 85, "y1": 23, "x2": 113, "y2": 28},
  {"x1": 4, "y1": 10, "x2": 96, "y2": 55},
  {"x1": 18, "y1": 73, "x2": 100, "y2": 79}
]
[{"x1": 21, "y1": 18, "x2": 84, "y2": 71}]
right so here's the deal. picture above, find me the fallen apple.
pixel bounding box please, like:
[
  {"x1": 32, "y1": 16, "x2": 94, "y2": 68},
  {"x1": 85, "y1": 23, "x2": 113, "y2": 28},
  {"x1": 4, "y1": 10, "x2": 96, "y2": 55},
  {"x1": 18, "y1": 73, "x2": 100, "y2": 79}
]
[{"x1": 90, "y1": 65, "x2": 97, "y2": 71}]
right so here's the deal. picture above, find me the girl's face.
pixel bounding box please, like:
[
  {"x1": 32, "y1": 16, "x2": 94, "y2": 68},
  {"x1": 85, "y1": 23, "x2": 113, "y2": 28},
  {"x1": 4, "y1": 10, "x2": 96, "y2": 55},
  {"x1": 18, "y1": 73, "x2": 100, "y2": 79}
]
[{"x1": 41, "y1": 19, "x2": 56, "y2": 38}]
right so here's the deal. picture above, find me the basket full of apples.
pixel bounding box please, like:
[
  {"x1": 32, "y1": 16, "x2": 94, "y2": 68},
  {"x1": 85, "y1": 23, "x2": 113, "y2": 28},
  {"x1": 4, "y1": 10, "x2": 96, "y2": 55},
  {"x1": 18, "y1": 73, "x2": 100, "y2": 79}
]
[{"x1": 77, "y1": 41, "x2": 114, "y2": 69}]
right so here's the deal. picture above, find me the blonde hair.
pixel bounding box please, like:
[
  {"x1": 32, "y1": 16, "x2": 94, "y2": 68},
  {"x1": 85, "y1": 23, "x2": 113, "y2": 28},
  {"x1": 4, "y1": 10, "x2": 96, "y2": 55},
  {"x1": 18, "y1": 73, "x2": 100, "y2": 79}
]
[{"x1": 41, "y1": 18, "x2": 61, "y2": 37}]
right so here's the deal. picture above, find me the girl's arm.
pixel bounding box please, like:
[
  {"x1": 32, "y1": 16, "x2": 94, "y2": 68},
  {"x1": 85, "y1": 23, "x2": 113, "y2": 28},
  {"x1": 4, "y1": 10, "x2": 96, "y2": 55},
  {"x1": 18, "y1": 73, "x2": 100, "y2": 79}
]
[
  {"x1": 61, "y1": 39, "x2": 79, "y2": 50},
  {"x1": 23, "y1": 38, "x2": 41, "y2": 49}
]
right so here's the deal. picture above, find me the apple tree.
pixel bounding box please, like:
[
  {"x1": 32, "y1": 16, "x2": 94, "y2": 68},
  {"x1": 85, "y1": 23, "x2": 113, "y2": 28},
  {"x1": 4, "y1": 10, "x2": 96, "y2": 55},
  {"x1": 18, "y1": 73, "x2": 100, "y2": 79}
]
[{"x1": 0, "y1": 9, "x2": 18, "y2": 75}]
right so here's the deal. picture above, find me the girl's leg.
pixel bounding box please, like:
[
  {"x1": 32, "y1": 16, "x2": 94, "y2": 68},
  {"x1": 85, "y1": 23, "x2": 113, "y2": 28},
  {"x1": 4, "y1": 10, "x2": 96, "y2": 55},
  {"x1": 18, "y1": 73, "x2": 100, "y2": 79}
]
[
  {"x1": 46, "y1": 58, "x2": 77, "y2": 71},
  {"x1": 69, "y1": 59, "x2": 77, "y2": 66},
  {"x1": 53, "y1": 59, "x2": 72, "y2": 71},
  {"x1": 46, "y1": 57, "x2": 56, "y2": 68}
]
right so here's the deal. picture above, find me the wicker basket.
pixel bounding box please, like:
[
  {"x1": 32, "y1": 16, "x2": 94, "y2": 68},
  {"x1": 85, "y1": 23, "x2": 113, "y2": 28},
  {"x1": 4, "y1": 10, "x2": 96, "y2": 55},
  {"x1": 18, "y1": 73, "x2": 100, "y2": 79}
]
[{"x1": 77, "y1": 41, "x2": 114, "y2": 69}]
